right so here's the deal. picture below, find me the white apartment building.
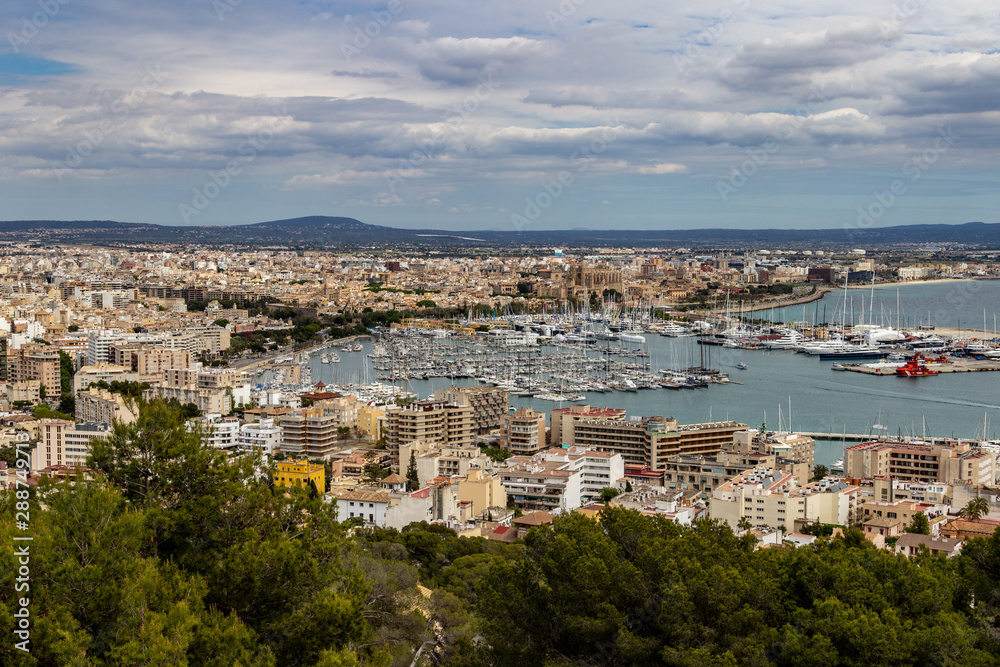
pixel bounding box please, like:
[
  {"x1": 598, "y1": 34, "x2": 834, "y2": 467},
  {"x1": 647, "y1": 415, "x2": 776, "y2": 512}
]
[
  {"x1": 238, "y1": 418, "x2": 282, "y2": 455},
  {"x1": 538, "y1": 446, "x2": 625, "y2": 505},
  {"x1": 189, "y1": 414, "x2": 241, "y2": 450},
  {"x1": 499, "y1": 446, "x2": 622, "y2": 512},
  {"x1": 87, "y1": 331, "x2": 160, "y2": 365}
]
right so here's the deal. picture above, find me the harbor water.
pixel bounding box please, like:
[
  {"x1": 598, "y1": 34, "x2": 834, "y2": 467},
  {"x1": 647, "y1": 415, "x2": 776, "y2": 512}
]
[{"x1": 285, "y1": 280, "x2": 1000, "y2": 468}]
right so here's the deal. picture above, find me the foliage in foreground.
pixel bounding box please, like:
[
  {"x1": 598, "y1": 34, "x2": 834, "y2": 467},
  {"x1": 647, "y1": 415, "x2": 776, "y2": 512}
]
[{"x1": 2, "y1": 399, "x2": 1000, "y2": 665}]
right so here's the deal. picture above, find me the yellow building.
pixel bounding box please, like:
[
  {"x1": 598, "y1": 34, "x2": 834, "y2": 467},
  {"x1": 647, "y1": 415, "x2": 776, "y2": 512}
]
[
  {"x1": 357, "y1": 404, "x2": 385, "y2": 440},
  {"x1": 274, "y1": 459, "x2": 325, "y2": 491},
  {"x1": 456, "y1": 468, "x2": 507, "y2": 516}
]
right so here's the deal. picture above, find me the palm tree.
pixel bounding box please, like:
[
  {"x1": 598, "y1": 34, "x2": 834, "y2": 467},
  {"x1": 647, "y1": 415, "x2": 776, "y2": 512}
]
[
  {"x1": 737, "y1": 516, "x2": 753, "y2": 533},
  {"x1": 958, "y1": 497, "x2": 990, "y2": 521}
]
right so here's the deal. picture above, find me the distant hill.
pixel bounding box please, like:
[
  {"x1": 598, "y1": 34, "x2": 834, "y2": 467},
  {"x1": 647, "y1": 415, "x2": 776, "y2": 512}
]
[{"x1": 0, "y1": 216, "x2": 997, "y2": 249}]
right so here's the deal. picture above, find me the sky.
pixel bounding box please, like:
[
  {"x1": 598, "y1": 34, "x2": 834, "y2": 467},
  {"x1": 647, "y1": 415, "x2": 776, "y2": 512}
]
[{"x1": 0, "y1": 0, "x2": 998, "y2": 232}]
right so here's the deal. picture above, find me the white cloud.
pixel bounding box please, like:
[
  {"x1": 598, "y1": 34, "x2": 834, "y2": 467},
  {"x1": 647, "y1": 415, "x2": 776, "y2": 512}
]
[
  {"x1": 0, "y1": 0, "x2": 995, "y2": 228},
  {"x1": 637, "y1": 163, "x2": 688, "y2": 174}
]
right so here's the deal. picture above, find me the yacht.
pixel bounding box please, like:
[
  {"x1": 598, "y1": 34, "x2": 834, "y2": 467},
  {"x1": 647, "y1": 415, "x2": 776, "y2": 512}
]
[
  {"x1": 658, "y1": 322, "x2": 690, "y2": 337},
  {"x1": 764, "y1": 330, "x2": 807, "y2": 349}
]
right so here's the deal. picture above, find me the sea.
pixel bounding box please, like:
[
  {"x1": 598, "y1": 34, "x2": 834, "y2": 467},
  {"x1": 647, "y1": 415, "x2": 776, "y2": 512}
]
[{"x1": 287, "y1": 280, "x2": 1000, "y2": 468}]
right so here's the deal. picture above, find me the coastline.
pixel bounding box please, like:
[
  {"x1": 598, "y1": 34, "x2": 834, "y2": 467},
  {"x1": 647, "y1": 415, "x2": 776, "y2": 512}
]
[{"x1": 847, "y1": 278, "x2": 984, "y2": 289}]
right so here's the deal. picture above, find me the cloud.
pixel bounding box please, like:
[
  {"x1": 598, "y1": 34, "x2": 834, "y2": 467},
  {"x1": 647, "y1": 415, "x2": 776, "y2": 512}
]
[
  {"x1": 0, "y1": 0, "x2": 997, "y2": 228},
  {"x1": 637, "y1": 162, "x2": 687, "y2": 174},
  {"x1": 330, "y1": 68, "x2": 400, "y2": 79}
]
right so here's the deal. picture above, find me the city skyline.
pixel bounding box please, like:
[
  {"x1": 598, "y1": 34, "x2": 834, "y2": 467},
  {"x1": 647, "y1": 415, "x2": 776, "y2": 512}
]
[{"x1": 1, "y1": 0, "x2": 998, "y2": 230}]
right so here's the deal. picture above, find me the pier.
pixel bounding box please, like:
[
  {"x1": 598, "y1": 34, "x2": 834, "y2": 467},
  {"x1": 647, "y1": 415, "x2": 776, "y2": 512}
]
[
  {"x1": 794, "y1": 432, "x2": 877, "y2": 442},
  {"x1": 841, "y1": 358, "x2": 1000, "y2": 375}
]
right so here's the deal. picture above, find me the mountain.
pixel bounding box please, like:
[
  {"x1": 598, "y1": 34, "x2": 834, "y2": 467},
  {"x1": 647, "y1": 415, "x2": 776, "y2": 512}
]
[{"x1": 0, "y1": 217, "x2": 997, "y2": 249}]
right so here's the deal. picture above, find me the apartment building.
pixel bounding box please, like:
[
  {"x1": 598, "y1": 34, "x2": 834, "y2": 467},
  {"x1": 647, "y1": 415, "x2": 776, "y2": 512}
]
[
  {"x1": 161, "y1": 327, "x2": 231, "y2": 358},
  {"x1": 550, "y1": 405, "x2": 626, "y2": 446},
  {"x1": 845, "y1": 440, "x2": 995, "y2": 485},
  {"x1": 661, "y1": 454, "x2": 770, "y2": 494},
  {"x1": 500, "y1": 457, "x2": 582, "y2": 513},
  {"x1": 709, "y1": 467, "x2": 860, "y2": 531},
  {"x1": 7, "y1": 344, "x2": 60, "y2": 395},
  {"x1": 72, "y1": 363, "x2": 133, "y2": 393},
  {"x1": 384, "y1": 399, "x2": 475, "y2": 466},
  {"x1": 433, "y1": 385, "x2": 509, "y2": 434},
  {"x1": 398, "y1": 440, "x2": 489, "y2": 488},
  {"x1": 143, "y1": 384, "x2": 231, "y2": 416},
  {"x1": 279, "y1": 408, "x2": 341, "y2": 459},
  {"x1": 500, "y1": 446, "x2": 624, "y2": 511},
  {"x1": 87, "y1": 331, "x2": 158, "y2": 365},
  {"x1": 859, "y1": 498, "x2": 947, "y2": 532},
  {"x1": 456, "y1": 468, "x2": 507, "y2": 517},
  {"x1": 237, "y1": 418, "x2": 282, "y2": 455},
  {"x1": 568, "y1": 414, "x2": 747, "y2": 470},
  {"x1": 32, "y1": 420, "x2": 111, "y2": 472},
  {"x1": 76, "y1": 387, "x2": 138, "y2": 425},
  {"x1": 7, "y1": 380, "x2": 41, "y2": 405},
  {"x1": 501, "y1": 407, "x2": 546, "y2": 455},
  {"x1": 866, "y1": 477, "x2": 951, "y2": 505},
  {"x1": 356, "y1": 404, "x2": 384, "y2": 440},
  {"x1": 314, "y1": 395, "x2": 359, "y2": 429},
  {"x1": 189, "y1": 414, "x2": 241, "y2": 450},
  {"x1": 729, "y1": 429, "x2": 815, "y2": 470}
]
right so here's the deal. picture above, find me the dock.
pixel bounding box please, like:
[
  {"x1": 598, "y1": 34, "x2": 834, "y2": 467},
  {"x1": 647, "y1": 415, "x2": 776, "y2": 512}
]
[
  {"x1": 841, "y1": 358, "x2": 1000, "y2": 375},
  {"x1": 794, "y1": 432, "x2": 878, "y2": 442}
]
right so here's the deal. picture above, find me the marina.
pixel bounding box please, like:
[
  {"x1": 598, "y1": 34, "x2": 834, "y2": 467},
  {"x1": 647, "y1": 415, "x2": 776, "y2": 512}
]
[{"x1": 244, "y1": 281, "x2": 1000, "y2": 469}]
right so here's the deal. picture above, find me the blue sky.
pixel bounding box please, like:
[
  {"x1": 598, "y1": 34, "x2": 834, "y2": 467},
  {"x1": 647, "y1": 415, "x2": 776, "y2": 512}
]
[{"x1": 1, "y1": 0, "x2": 998, "y2": 231}]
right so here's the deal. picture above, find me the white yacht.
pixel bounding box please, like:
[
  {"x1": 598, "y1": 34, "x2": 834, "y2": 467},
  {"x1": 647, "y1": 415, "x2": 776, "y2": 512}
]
[{"x1": 764, "y1": 330, "x2": 807, "y2": 349}]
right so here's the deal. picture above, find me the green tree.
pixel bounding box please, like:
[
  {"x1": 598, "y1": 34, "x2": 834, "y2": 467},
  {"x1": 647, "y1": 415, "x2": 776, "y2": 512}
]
[
  {"x1": 213, "y1": 318, "x2": 230, "y2": 328},
  {"x1": 337, "y1": 426, "x2": 351, "y2": 440},
  {"x1": 361, "y1": 450, "x2": 388, "y2": 486},
  {"x1": 811, "y1": 464, "x2": 830, "y2": 482},
  {"x1": 599, "y1": 487, "x2": 621, "y2": 503},
  {"x1": 416, "y1": 299, "x2": 437, "y2": 308},
  {"x1": 905, "y1": 511, "x2": 931, "y2": 535},
  {"x1": 959, "y1": 497, "x2": 990, "y2": 521},
  {"x1": 406, "y1": 451, "x2": 419, "y2": 491},
  {"x1": 59, "y1": 350, "x2": 74, "y2": 394}
]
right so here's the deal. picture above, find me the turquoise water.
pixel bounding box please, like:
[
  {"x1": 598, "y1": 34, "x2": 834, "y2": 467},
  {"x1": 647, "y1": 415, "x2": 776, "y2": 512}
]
[{"x1": 295, "y1": 280, "x2": 1000, "y2": 467}]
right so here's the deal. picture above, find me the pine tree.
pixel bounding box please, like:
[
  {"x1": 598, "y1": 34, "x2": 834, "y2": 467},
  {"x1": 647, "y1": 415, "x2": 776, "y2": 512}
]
[{"x1": 406, "y1": 451, "x2": 420, "y2": 491}]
